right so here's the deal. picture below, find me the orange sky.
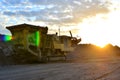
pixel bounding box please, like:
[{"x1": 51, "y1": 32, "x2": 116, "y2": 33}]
[{"x1": 77, "y1": 1, "x2": 120, "y2": 47}]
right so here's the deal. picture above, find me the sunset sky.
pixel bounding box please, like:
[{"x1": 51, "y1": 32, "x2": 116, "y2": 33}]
[{"x1": 0, "y1": 0, "x2": 120, "y2": 47}]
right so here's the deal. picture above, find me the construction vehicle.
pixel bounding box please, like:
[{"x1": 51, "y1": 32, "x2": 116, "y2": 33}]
[{"x1": 6, "y1": 24, "x2": 81, "y2": 63}]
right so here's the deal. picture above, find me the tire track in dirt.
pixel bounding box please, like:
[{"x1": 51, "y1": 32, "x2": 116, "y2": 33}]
[{"x1": 95, "y1": 66, "x2": 120, "y2": 80}]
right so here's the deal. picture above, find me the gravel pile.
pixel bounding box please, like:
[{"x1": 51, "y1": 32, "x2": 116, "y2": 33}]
[{"x1": 0, "y1": 41, "x2": 13, "y2": 66}]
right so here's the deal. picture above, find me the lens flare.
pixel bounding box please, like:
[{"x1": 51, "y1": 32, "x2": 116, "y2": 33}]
[
  {"x1": 35, "y1": 31, "x2": 40, "y2": 46},
  {"x1": 0, "y1": 35, "x2": 12, "y2": 42}
]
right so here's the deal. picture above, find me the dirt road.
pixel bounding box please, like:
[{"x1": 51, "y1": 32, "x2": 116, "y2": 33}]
[{"x1": 0, "y1": 58, "x2": 120, "y2": 80}]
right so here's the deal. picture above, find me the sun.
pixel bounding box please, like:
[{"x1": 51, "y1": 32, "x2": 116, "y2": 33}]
[
  {"x1": 94, "y1": 42, "x2": 108, "y2": 48},
  {"x1": 78, "y1": 8, "x2": 120, "y2": 47}
]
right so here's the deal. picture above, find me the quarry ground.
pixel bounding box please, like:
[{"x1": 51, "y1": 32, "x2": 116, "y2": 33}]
[{"x1": 0, "y1": 57, "x2": 120, "y2": 80}]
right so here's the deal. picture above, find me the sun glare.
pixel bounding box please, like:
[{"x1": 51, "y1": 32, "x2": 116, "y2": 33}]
[
  {"x1": 96, "y1": 43, "x2": 108, "y2": 48},
  {"x1": 78, "y1": 8, "x2": 120, "y2": 47}
]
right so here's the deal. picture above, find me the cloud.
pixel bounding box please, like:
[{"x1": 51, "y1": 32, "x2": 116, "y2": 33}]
[
  {"x1": 1, "y1": 0, "x2": 22, "y2": 6},
  {"x1": 0, "y1": 0, "x2": 110, "y2": 34},
  {"x1": 33, "y1": 0, "x2": 109, "y2": 26}
]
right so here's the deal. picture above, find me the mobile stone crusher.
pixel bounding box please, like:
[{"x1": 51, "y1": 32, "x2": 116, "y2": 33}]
[{"x1": 6, "y1": 24, "x2": 81, "y2": 63}]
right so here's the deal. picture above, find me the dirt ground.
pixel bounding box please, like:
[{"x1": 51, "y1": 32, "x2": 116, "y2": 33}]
[{"x1": 0, "y1": 58, "x2": 120, "y2": 80}]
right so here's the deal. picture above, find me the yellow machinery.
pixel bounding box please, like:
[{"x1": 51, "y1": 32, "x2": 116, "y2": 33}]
[{"x1": 6, "y1": 24, "x2": 81, "y2": 63}]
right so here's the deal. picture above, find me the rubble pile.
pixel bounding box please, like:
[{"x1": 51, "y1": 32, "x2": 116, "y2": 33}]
[{"x1": 0, "y1": 41, "x2": 13, "y2": 65}]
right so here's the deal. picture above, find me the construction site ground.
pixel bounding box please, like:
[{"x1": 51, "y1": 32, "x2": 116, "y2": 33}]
[{"x1": 0, "y1": 57, "x2": 120, "y2": 80}]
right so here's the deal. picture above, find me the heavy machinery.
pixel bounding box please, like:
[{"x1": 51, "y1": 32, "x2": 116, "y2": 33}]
[{"x1": 6, "y1": 23, "x2": 81, "y2": 63}]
